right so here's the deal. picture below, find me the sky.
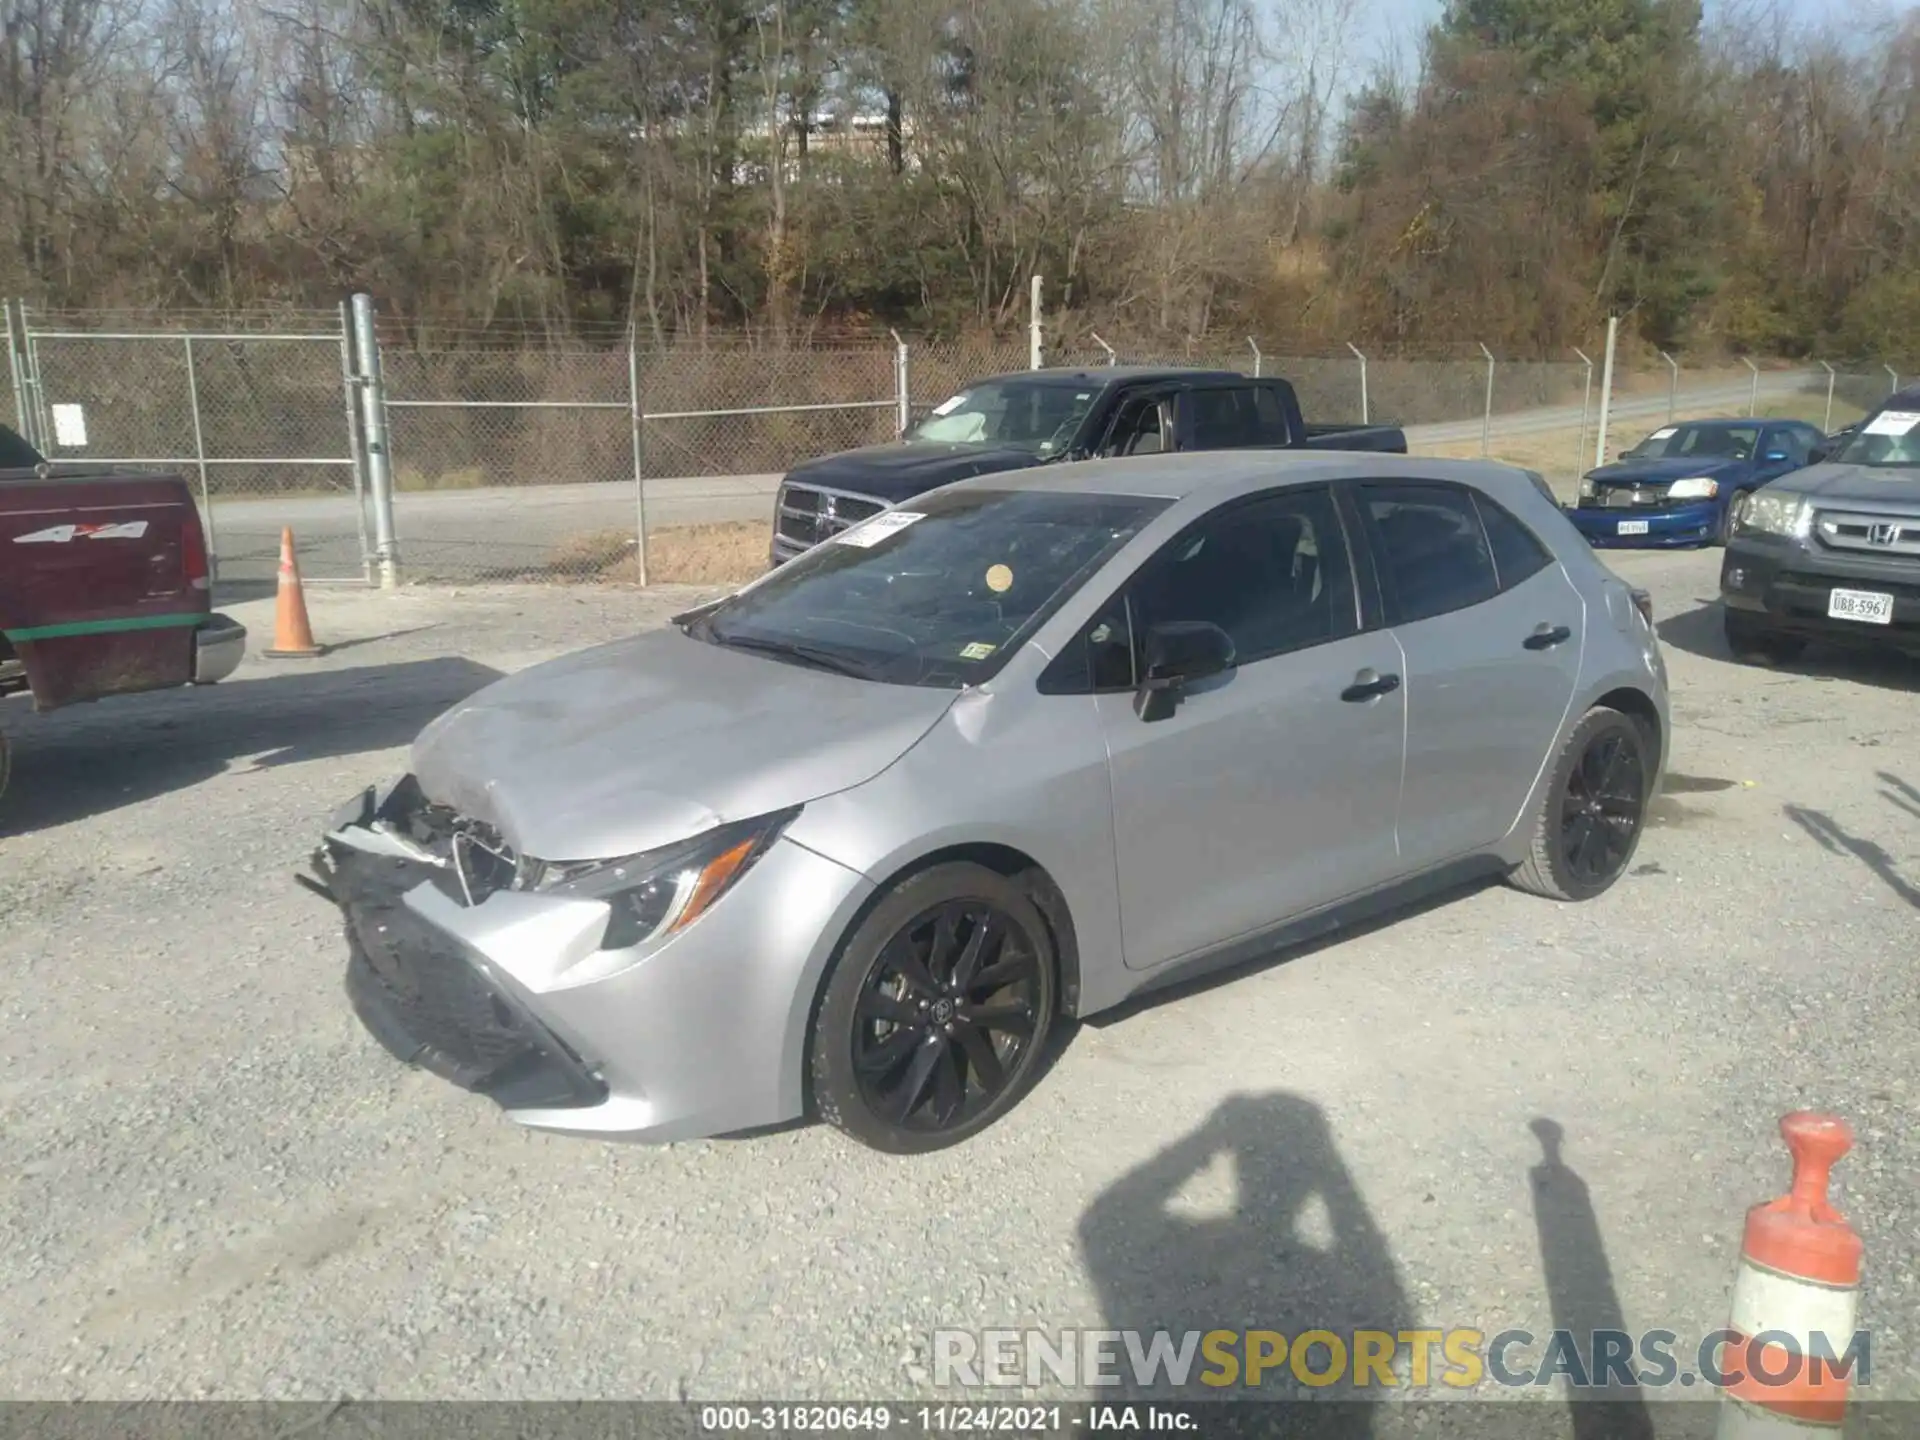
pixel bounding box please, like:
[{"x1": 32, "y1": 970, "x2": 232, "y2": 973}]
[{"x1": 1344, "y1": 0, "x2": 1918, "y2": 87}]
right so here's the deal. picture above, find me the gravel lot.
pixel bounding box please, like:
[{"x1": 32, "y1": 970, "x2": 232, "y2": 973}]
[{"x1": 1, "y1": 549, "x2": 1915, "y2": 1408}]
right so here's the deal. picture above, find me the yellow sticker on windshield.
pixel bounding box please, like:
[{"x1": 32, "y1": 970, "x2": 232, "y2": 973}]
[
  {"x1": 985, "y1": 563, "x2": 1014, "y2": 593},
  {"x1": 960, "y1": 641, "x2": 997, "y2": 660}
]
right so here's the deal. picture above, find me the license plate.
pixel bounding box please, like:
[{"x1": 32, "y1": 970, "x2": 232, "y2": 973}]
[
  {"x1": 1616, "y1": 520, "x2": 1650, "y2": 536},
  {"x1": 1827, "y1": 589, "x2": 1894, "y2": 624}
]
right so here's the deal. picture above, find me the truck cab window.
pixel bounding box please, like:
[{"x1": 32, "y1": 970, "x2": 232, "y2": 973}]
[{"x1": 1104, "y1": 398, "x2": 1166, "y2": 457}]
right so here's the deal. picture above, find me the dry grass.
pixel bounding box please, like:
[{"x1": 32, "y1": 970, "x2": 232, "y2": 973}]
[
  {"x1": 531, "y1": 522, "x2": 768, "y2": 587},
  {"x1": 394, "y1": 464, "x2": 489, "y2": 492}
]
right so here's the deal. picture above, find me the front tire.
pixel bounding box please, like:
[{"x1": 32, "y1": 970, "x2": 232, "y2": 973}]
[
  {"x1": 810, "y1": 862, "x2": 1056, "y2": 1154},
  {"x1": 1508, "y1": 706, "x2": 1651, "y2": 901},
  {"x1": 1723, "y1": 608, "x2": 1806, "y2": 665}
]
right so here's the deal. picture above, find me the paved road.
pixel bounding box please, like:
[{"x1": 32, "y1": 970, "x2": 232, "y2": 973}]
[
  {"x1": 2, "y1": 555, "x2": 1915, "y2": 1403},
  {"x1": 210, "y1": 371, "x2": 1831, "y2": 585}
]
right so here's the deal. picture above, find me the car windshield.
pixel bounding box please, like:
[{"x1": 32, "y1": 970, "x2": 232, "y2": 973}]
[
  {"x1": 907, "y1": 378, "x2": 1103, "y2": 455},
  {"x1": 1829, "y1": 406, "x2": 1920, "y2": 469},
  {"x1": 687, "y1": 488, "x2": 1168, "y2": 689},
  {"x1": 1622, "y1": 423, "x2": 1760, "y2": 461}
]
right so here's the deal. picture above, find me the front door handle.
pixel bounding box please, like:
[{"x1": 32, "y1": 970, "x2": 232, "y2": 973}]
[
  {"x1": 1525, "y1": 623, "x2": 1573, "y2": 650},
  {"x1": 1341, "y1": 668, "x2": 1401, "y2": 702}
]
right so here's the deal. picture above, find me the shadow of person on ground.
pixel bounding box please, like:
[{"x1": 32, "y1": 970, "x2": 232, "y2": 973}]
[
  {"x1": 1529, "y1": 1119, "x2": 1655, "y2": 1440},
  {"x1": 0, "y1": 656, "x2": 501, "y2": 835},
  {"x1": 1784, "y1": 804, "x2": 1920, "y2": 910},
  {"x1": 1078, "y1": 1093, "x2": 1410, "y2": 1438}
]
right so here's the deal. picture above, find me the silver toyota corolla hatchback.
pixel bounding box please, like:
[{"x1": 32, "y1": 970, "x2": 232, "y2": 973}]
[{"x1": 310, "y1": 452, "x2": 1669, "y2": 1153}]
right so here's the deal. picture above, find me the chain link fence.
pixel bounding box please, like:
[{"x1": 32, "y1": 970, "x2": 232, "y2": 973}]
[
  {"x1": 2, "y1": 299, "x2": 1907, "y2": 588},
  {"x1": 2, "y1": 305, "x2": 367, "y2": 588}
]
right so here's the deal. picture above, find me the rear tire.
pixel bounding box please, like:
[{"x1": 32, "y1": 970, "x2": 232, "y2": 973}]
[
  {"x1": 1723, "y1": 608, "x2": 1806, "y2": 665},
  {"x1": 1508, "y1": 706, "x2": 1651, "y2": 902},
  {"x1": 809, "y1": 862, "x2": 1056, "y2": 1154}
]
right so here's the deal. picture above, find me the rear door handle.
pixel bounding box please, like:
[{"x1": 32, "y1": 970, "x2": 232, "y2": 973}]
[
  {"x1": 1341, "y1": 669, "x2": 1401, "y2": 702},
  {"x1": 1525, "y1": 623, "x2": 1573, "y2": 650}
]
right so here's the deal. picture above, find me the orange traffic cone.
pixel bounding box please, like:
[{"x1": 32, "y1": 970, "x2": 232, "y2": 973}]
[
  {"x1": 1716, "y1": 1112, "x2": 1863, "y2": 1437},
  {"x1": 263, "y1": 526, "x2": 324, "y2": 658}
]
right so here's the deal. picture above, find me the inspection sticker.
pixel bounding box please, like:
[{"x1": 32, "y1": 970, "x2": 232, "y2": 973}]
[
  {"x1": 1864, "y1": 409, "x2": 1920, "y2": 436},
  {"x1": 985, "y1": 563, "x2": 1013, "y2": 593},
  {"x1": 833, "y1": 511, "x2": 925, "y2": 547},
  {"x1": 959, "y1": 642, "x2": 997, "y2": 660}
]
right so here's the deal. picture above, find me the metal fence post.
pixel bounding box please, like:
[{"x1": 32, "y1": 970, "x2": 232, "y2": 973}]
[
  {"x1": 182, "y1": 335, "x2": 220, "y2": 581},
  {"x1": 890, "y1": 330, "x2": 910, "y2": 435},
  {"x1": 1346, "y1": 343, "x2": 1369, "y2": 424},
  {"x1": 1478, "y1": 343, "x2": 1496, "y2": 457},
  {"x1": 3, "y1": 300, "x2": 29, "y2": 442},
  {"x1": 1595, "y1": 317, "x2": 1619, "y2": 468},
  {"x1": 628, "y1": 323, "x2": 649, "y2": 587},
  {"x1": 349, "y1": 293, "x2": 400, "y2": 588},
  {"x1": 1817, "y1": 360, "x2": 1837, "y2": 433},
  {"x1": 1742, "y1": 357, "x2": 1760, "y2": 417},
  {"x1": 1247, "y1": 337, "x2": 1262, "y2": 378},
  {"x1": 1089, "y1": 332, "x2": 1117, "y2": 366},
  {"x1": 1658, "y1": 350, "x2": 1678, "y2": 421},
  {"x1": 339, "y1": 300, "x2": 374, "y2": 583},
  {"x1": 1573, "y1": 348, "x2": 1594, "y2": 479},
  {"x1": 1888, "y1": 364, "x2": 1901, "y2": 395},
  {"x1": 20, "y1": 302, "x2": 50, "y2": 450},
  {"x1": 1028, "y1": 276, "x2": 1043, "y2": 370}
]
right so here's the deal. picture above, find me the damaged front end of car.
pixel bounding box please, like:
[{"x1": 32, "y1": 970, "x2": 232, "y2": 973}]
[{"x1": 302, "y1": 775, "x2": 611, "y2": 1113}]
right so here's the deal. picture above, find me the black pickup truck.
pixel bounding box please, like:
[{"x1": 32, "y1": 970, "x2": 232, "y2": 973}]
[{"x1": 770, "y1": 366, "x2": 1406, "y2": 563}]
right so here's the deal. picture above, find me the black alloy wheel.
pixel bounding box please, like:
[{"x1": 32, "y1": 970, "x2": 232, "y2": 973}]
[
  {"x1": 811, "y1": 863, "x2": 1056, "y2": 1153},
  {"x1": 1509, "y1": 706, "x2": 1651, "y2": 901}
]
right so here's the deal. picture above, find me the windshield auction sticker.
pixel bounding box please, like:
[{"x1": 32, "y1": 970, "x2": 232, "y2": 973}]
[
  {"x1": 834, "y1": 511, "x2": 925, "y2": 547},
  {"x1": 1864, "y1": 409, "x2": 1920, "y2": 436}
]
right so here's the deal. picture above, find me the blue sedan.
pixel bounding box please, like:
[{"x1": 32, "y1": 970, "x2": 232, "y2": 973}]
[{"x1": 1565, "y1": 418, "x2": 1828, "y2": 548}]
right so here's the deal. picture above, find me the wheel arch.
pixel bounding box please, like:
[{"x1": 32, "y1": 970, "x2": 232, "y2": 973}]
[
  {"x1": 1593, "y1": 684, "x2": 1664, "y2": 776},
  {"x1": 795, "y1": 840, "x2": 1085, "y2": 1121}
]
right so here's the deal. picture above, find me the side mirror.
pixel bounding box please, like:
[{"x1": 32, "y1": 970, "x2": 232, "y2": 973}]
[
  {"x1": 1808, "y1": 446, "x2": 1830, "y2": 465},
  {"x1": 1134, "y1": 621, "x2": 1235, "y2": 722}
]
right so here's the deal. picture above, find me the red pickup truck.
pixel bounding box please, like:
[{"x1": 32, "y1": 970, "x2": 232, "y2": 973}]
[{"x1": 0, "y1": 421, "x2": 246, "y2": 802}]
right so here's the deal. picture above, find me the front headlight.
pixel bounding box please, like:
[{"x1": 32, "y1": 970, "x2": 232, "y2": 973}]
[
  {"x1": 1667, "y1": 477, "x2": 1719, "y2": 500},
  {"x1": 522, "y1": 808, "x2": 799, "y2": 950},
  {"x1": 1734, "y1": 492, "x2": 1811, "y2": 539}
]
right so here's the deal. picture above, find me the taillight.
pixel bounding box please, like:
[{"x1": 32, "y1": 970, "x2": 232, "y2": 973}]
[
  {"x1": 1630, "y1": 587, "x2": 1654, "y2": 626},
  {"x1": 181, "y1": 511, "x2": 210, "y2": 591}
]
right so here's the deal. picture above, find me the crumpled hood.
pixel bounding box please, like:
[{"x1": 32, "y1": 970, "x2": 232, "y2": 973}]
[
  {"x1": 409, "y1": 628, "x2": 957, "y2": 861},
  {"x1": 785, "y1": 441, "x2": 1046, "y2": 505},
  {"x1": 1585, "y1": 456, "x2": 1747, "y2": 486},
  {"x1": 1764, "y1": 461, "x2": 1920, "y2": 507}
]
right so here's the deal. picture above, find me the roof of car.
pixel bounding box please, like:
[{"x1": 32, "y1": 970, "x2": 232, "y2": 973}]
[
  {"x1": 1654, "y1": 416, "x2": 1805, "y2": 430},
  {"x1": 948, "y1": 449, "x2": 1535, "y2": 502}
]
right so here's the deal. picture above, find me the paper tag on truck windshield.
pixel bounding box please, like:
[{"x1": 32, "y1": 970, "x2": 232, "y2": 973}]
[
  {"x1": 1864, "y1": 409, "x2": 1920, "y2": 436},
  {"x1": 833, "y1": 511, "x2": 925, "y2": 547},
  {"x1": 930, "y1": 395, "x2": 965, "y2": 417},
  {"x1": 1648, "y1": 426, "x2": 1676, "y2": 440}
]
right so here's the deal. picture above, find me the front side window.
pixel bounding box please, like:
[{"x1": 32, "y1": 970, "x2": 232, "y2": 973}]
[
  {"x1": 688, "y1": 488, "x2": 1168, "y2": 689},
  {"x1": 909, "y1": 378, "x2": 1102, "y2": 455},
  {"x1": 1361, "y1": 482, "x2": 1500, "y2": 624}
]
